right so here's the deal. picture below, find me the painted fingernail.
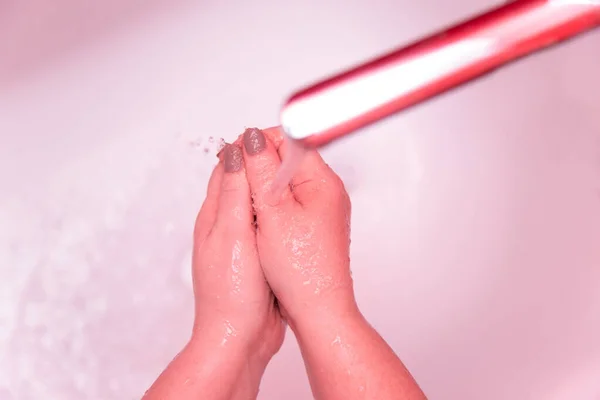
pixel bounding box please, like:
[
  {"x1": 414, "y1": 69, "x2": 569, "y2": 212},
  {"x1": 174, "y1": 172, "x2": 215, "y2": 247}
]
[
  {"x1": 223, "y1": 144, "x2": 243, "y2": 173},
  {"x1": 243, "y1": 128, "x2": 266, "y2": 155}
]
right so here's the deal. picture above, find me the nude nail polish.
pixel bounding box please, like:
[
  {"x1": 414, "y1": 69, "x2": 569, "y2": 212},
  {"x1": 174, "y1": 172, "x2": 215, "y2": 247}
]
[
  {"x1": 223, "y1": 144, "x2": 243, "y2": 172},
  {"x1": 243, "y1": 128, "x2": 266, "y2": 155}
]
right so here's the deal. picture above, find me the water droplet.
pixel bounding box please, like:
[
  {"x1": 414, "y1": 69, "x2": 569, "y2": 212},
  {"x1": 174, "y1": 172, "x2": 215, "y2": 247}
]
[{"x1": 267, "y1": 132, "x2": 307, "y2": 204}]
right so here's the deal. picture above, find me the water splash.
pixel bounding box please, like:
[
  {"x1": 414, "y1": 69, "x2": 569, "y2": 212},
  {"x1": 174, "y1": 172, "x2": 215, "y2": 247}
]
[{"x1": 267, "y1": 129, "x2": 308, "y2": 204}]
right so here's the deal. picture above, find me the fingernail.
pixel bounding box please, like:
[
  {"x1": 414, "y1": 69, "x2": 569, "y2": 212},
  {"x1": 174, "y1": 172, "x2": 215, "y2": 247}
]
[
  {"x1": 223, "y1": 144, "x2": 243, "y2": 173},
  {"x1": 243, "y1": 128, "x2": 266, "y2": 155}
]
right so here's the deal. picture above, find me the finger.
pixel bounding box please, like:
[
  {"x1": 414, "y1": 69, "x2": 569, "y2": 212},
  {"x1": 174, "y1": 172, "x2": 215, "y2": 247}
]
[
  {"x1": 232, "y1": 126, "x2": 284, "y2": 152},
  {"x1": 242, "y1": 127, "x2": 294, "y2": 214},
  {"x1": 262, "y1": 126, "x2": 285, "y2": 151},
  {"x1": 290, "y1": 149, "x2": 345, "y2": 206},
  {"x1": 194, "y1": 162, "x2": 224, "y2": 243},
  {"x1": 213, "y1": 143, "x2": 254, "y2": 232},
  {"x1": 260, "y1": 125, "x2": 345, "y2": 205}
]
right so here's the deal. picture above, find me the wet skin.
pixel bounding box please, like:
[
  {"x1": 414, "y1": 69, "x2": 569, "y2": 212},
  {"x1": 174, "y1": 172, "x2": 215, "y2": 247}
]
[{"x1": 143, "y1": 128, "x2": 426, "y2": 400}]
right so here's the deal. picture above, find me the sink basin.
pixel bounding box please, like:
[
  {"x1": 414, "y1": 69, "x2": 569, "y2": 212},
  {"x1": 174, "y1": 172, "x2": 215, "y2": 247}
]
[{"x1": 1, "y1": 1, "x2": 599, "y2": 399}]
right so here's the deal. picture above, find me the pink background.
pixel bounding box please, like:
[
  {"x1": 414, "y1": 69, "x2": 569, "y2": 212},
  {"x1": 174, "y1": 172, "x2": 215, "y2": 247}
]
[{"x1": 1, "y1": 1, "x2": 599, "y2": 399}]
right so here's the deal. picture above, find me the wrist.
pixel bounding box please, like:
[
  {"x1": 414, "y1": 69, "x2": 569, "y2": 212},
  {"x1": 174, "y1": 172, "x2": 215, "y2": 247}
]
[
  {"x1": 183, "y1": 334, "x2": 268, "y2": 400},
  {"x1": 287, "y1": 292, "x2": 361, "y2": 338},
  {"x1": 190, "y1": 318, "x2": 273, "y2": 370},
  {"x1": 144, "y1": 333, "x2": 260, "y2": 400}
]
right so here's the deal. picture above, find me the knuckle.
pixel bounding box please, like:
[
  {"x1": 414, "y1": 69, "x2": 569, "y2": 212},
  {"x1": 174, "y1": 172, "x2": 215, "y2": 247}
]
[
  {"x1": 194, "y1": 208, "x2": 214, "y2": 240},
  {"x1": 194, "y1": 214, "x2": 210, "y2": 234},
  {"x1": 323, "y1": 175, "x2": 350, "y2": 204},
  {"x1": 220, "y1": 178, "x2": 244, "y2": 194}
]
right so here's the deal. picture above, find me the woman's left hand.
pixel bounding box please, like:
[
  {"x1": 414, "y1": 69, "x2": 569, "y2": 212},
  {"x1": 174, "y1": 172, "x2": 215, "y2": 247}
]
[
  {"x1": 191, "y1": 142, "x2": 286, "y2": 363},
  {"x1": 144, "y1": 142, "x2": 285, "y2": 400}
]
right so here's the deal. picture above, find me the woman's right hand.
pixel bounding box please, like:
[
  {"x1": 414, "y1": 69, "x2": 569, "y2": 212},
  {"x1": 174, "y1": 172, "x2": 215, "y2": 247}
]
[
  {"x1": 239, "y1": 127, "x2": 356, "y2": 324},
  {"x1": 241, "y1": 127, "x2": 426, "y2": 400}
]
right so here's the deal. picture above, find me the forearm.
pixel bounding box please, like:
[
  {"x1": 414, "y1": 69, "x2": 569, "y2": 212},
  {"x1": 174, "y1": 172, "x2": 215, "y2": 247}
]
[
  {"x1": 143, "y1": 333, "x2": 267, "y2": 400},
  {"x1": 291, "y1": 303, "x2": 426, "y2": 400}
]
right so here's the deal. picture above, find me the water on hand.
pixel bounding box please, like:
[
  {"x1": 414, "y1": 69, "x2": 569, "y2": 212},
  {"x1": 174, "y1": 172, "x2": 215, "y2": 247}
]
[{"x1": 267, "y1": 129, "x2": 307, "y2": 204}]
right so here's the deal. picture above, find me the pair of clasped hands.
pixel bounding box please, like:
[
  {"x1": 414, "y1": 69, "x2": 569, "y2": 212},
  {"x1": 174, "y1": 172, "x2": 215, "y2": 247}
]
[{"x1": 144, "y1": 128, "x2": 426, "y2": 400}]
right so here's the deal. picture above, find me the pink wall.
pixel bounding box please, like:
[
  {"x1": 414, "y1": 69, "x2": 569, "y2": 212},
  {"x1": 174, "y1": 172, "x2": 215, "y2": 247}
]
[{"x1": 1, "y1": 1, "x2": 599, "y2": 399}]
